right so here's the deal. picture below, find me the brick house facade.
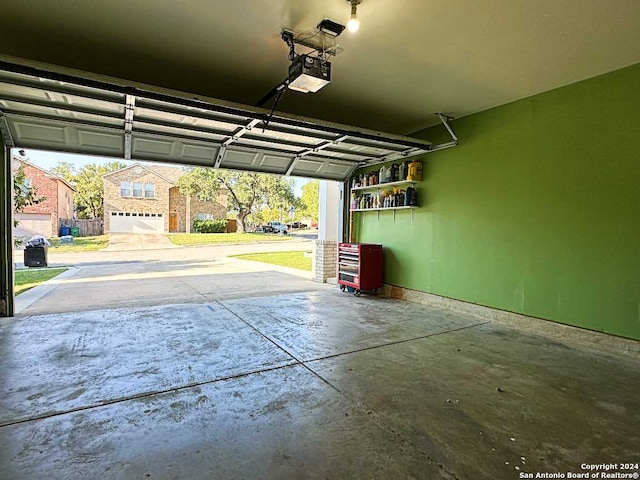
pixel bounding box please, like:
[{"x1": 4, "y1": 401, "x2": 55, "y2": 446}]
[
  {"x1": 13, "y1": 158, "x2": 75, "y2": 239},
  {"x1": 103, "y1": 164, "x2": 227, "y2": 233}
]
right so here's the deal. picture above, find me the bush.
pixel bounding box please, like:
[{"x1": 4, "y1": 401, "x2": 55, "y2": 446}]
[{"x1": 193, "y1": 219, "x2": 228, "y2": 233}]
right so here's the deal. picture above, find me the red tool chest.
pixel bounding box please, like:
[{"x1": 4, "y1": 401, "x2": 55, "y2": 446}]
[{"x1": 337, "y1": 243, "x2": 383, "y2": 296}]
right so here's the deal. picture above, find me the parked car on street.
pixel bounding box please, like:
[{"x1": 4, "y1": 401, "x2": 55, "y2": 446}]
[
  {"x1": 287, "y1": 221, "x2": 307, "y2": 229},
  {"x1": 267, "y1": 221, "x2": 288, "y2": 234}
]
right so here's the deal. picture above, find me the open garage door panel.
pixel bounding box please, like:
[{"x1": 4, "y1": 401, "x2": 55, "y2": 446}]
[{"x1": 0, "y1": 60, "x2": 432, "y2": 181}]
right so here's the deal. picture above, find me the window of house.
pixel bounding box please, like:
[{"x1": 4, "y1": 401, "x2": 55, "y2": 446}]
[
  {"x1": 132, "y1": 183, "x2": 143, "y2": 197},
  {"x1": 120, "y1": 181, "x2": 131, "y2": 197},
  {"x1": 144, "y1": 183, "x2": 155, "y2": 198},
  {"x1": 195, "y1": 213, "x2": 215, "y2": 220}
]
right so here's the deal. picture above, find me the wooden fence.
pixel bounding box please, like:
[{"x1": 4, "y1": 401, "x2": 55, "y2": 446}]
[
  {"x1": 226, "y1": 219, "x2": 237, "y2": 233},
  {"x1": 58, "y1": 218, "x2": 104, "y2": 237}
]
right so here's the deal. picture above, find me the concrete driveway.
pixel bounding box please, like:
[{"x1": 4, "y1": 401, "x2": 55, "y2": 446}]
[
  {"x1": 104, "y1": 233, "x2": 177, "y2": 251},
  {"x1": 16, "y1": 238, "x2": 317, "y2": 315}
]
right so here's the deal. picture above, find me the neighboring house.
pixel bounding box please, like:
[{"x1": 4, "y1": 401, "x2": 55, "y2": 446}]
[
  {"x1": 103, "y1": 164, "x2": 227, "y2": 234},
  {"x1": 13, "y1": 158, "x2": 75, "y2": 239}
]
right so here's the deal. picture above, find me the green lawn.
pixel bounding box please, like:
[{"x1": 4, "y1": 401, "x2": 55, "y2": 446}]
[
  {"x1": 48, "y1": 235, "x2": 109, "y2": 252},
  {"x1": 231, "y1": 251, "x2": 312, "y2": 271},
  {"x1": 168, "y1": 232, "x2": 293, "y2": 246},
  {"x1": 15, "y1": 268, "x2": 68, "y2": 296}
]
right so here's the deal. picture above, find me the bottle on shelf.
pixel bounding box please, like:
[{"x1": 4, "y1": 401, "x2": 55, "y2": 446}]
[
  {"x1": 407, "y1": 160, "x2": 423, "y2": 182},
  {"x1": 406, "y1": 186, "x2": 418, "y2": 206},
  {"x1": 379, "y1": 166, "x2": 387, "y2": 184},
  {"x1": 399, "y1": 162, "x2": 407, "y2": 181},
  {"x1": 390, "y1": 164, "x2": 398, "y2": 182}
]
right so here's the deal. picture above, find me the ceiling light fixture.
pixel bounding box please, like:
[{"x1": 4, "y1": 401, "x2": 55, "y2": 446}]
[{"x1": 347, "y1": 0, "x2": 362, "y2": 33}]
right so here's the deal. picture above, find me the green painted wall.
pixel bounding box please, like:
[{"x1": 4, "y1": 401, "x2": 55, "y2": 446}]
[{"x1": 354, "y1": 63, "x2": 640, "y2": 340}]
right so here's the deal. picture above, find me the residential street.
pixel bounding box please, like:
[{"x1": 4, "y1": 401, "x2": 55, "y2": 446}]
[{"x1": 15, "y1": 237, "x2": 313, "y2": 268}]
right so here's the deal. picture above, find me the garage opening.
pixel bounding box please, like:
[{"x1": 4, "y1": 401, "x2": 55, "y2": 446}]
[
  {"x1": 0, "y1": 59, "x2": 433, "y2": 316},
  {"x1": 9, "y1": 146, "x2": 340, "y2": 316}
]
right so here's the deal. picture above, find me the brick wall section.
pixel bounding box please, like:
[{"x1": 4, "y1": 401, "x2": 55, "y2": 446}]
[
  {"x1": 104, "y1": 165, "x2": 228, "y2": 233},
  {"x1": 57, "y1": 181, "x2": 74, "y2": 222},
  {"x1": 103, "y1": 167, "x2": 172, "y2": 232},
  {"x1": 169, "y1": 187, "x2": 185, "y2": 232},
  {"x1": 313, "y1": 240, "x2": 337, "y2": 283},
  {"x1": 18, "y1": 162, "x2": 74, "y2": 236},
  {"x1": 168, "y1": 187, "x2": 227, "y2": 232}
]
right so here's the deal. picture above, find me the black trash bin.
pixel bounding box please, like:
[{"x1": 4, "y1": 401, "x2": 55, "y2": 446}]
[{"x1": 24, "y1": 237, "x2": 48, "y2": 267}]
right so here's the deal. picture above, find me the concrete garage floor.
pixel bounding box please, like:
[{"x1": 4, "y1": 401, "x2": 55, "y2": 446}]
[{"x1": 1, "y1": 289, "x2": 639, "y2": 479}]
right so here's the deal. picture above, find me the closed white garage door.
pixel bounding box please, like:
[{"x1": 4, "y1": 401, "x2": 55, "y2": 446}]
[
  {"x1": 14, "y1": 213, "x2": 52, "y2": 238},
  {"x1": 110, "y1": 212, "x2": 164, "y2": 233}
]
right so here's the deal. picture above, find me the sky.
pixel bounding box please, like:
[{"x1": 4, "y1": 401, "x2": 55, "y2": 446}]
[{"x1": 15, "y1": 148, "x2": 306, "y2": 197}]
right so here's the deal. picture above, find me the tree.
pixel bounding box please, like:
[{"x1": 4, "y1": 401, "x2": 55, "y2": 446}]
[
  {"x1": 256, "y1": 208, "x2": 281, "y2": 223},
  {"x1": 13, "y1": 162, "x2": 45, "y2": 213},
  {"x1": 178, "y1": 168, "x2": 296, "y2": 232},
  {"x1": 50, "y1": 161, "x2": 76, "y2": 184},
  {"x1": 300, "y1": 180, "x2": 319, "y2": 223},
  {"x1": 51, "y1": 160, "x2": 126, "y2": 218},
  {"x1": 13, "y1": 162, "x2": 46, "y2": 245}
]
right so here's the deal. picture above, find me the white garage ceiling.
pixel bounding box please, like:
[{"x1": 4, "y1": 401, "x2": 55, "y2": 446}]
[{"x1": 0, "y1": 0, "x2": 638, "y2": 134}]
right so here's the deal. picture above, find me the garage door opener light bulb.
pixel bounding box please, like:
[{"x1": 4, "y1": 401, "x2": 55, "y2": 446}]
[{"x1": 347, "y1": 0, "x2": 362, "y2": 33}]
